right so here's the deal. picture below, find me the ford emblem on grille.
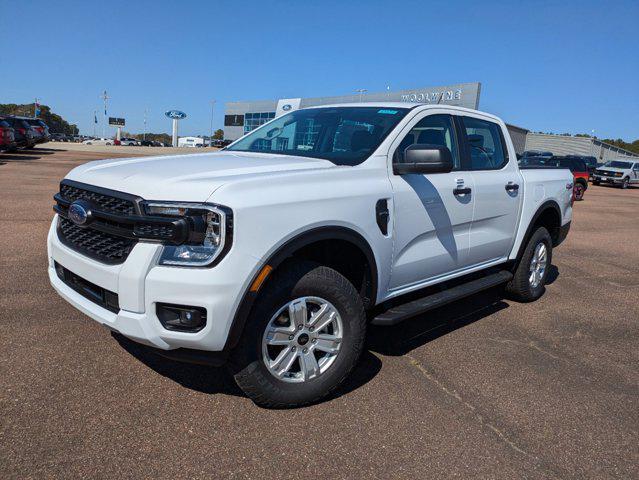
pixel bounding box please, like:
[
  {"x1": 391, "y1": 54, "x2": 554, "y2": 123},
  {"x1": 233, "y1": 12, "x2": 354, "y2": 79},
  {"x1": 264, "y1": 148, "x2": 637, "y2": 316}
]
[{"x1": 68, "y1": 201, "x2": 91, "y2": 226}]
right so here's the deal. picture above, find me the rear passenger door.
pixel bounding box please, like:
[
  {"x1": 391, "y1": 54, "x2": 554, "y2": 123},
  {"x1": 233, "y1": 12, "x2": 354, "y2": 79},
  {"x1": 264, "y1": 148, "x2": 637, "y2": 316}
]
[{"x1": 460, "y1": 115, "x2": 523, "y2": 266}]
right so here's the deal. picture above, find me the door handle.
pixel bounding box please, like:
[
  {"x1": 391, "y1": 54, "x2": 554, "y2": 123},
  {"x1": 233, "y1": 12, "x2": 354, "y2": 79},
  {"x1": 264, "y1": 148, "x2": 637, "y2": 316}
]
[
  {"x1": 453, "y1": 187, "x2": 472, "y2": 195},
  {"x1": 505, "y1": 182, "x2": 519, "y2": 192}
]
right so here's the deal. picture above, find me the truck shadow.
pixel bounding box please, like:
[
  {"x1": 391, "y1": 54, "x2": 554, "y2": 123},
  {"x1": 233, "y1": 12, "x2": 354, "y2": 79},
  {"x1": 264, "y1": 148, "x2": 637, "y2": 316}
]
[
  {"x1": 112, "y1": 332, "x2": 382, "y2": 401},
  {"x1": 113, "y1": 266, "x2": 559, "y2": 404},
  {"x1": 368, "y1": 265, "x2": 559, "y2": 357}
]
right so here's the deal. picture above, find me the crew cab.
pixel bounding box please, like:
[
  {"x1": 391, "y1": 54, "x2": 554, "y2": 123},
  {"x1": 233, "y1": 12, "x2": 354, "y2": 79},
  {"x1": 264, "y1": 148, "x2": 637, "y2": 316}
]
[
  {"x1": 592, "y1": 160, "x2": 639, "y2": 189},
  {"x1": 47, "y1": 104, "x2": 573, "y2": 407}
]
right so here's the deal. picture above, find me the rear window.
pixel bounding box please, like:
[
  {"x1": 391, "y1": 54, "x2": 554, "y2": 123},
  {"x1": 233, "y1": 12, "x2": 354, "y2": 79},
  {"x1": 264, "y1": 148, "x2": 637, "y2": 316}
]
[
  {"x1": 0, "y1": 120, "x2": 10, "y2": 128},
  {"x1": 461, "y1": 116, "x2": 508, "y2": 170}
]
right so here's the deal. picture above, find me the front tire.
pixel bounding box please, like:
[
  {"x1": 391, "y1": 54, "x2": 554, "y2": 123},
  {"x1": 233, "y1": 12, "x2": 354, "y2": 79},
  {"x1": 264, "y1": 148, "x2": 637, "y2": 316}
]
[
  {"x1": 229, "y1": 262, "x2": 366, "y2": 408},
  {"x1": 621, "y1": 177, "x2": 629, "y2": 189},
  {"x1": 506, "y1": 227, "x2": 553, "y2": 302}
]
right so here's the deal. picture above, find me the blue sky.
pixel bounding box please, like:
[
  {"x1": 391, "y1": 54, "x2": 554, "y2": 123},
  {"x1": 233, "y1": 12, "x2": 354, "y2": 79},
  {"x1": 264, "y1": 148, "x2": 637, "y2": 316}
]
[{"x1": 2, "y1": 0, "x2": 638, "y2": 139}]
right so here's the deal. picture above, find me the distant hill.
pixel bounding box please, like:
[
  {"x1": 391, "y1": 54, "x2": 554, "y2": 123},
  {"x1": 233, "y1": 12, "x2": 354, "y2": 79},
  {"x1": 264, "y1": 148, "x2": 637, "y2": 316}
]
[{"x1": 0, "y1": 103, "x2": 77, "y2": 134}]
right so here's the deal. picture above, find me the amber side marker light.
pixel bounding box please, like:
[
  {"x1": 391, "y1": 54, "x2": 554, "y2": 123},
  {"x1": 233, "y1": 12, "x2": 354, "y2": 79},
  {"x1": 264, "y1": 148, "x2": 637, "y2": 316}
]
[{"x1": 250, "y1": 265, "x2": 273, "y2": 292}]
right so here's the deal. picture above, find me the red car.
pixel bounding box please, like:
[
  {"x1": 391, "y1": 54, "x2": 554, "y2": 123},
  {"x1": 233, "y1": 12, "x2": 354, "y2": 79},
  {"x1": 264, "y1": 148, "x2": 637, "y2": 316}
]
[{"x1": 556, "y1": 157, "x2": 589, "y2": 201}]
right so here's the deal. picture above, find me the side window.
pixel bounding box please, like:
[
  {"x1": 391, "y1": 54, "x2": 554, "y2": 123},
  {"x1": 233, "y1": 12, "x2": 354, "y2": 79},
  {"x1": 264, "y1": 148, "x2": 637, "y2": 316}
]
[
  {"x1": 462, "y1": 117, "x2": 508, "y2": 170},
  {"x1": 633, "y1": 163, "x2": 639, "y2": 171},
  {"x1": 394, "y1": 114, "x2": 460, "y2": 169}
]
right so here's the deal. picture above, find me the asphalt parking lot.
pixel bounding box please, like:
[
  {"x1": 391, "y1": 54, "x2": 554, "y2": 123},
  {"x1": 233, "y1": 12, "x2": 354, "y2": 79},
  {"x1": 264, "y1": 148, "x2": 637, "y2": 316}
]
[{"x1": 1, "y1": 145, "x2": 638, "y2": 479}]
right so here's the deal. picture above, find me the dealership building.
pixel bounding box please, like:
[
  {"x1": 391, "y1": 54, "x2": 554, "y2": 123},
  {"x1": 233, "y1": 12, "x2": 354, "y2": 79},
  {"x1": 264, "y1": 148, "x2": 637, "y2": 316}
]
[
  {"x1": 223, "y1": 82, "x2": 637, "y2": 161},
  {"x1": 224, "y1": 83, "x2": 482, "y2": 141},
  {"x1": 523, "y1": 133, "x2": 637, "y2": 161}
]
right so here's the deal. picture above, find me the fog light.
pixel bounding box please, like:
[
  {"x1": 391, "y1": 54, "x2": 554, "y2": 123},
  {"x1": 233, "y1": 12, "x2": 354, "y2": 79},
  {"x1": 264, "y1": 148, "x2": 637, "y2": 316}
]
[{"x1": 156, "y1": 303, "x2": 207, "y2": 332}]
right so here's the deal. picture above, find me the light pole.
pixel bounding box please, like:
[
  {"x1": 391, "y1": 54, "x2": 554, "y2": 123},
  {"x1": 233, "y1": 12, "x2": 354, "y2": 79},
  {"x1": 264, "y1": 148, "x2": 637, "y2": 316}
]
[
  {"x1": 144, "y1": 108, "x2": 148, "y2": 140},
  {"x1": 355, "y1": 89, "x2": 367, "y2": 102},
  {"x1": 210, "y1": 99, "x2": 216, "y2": 144},
  {"x1": 101, "y1": 90, "x2": 110, "y2": 138}
]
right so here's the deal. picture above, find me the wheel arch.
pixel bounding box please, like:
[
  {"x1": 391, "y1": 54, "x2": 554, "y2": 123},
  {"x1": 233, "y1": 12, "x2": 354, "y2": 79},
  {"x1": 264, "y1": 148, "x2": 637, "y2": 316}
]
[
  {"x1": 223, "y1": 226, "x2": 378, "y2": 352},
  {"x1": 514, "y1": 200, "x2": 563, "y2": 264}
]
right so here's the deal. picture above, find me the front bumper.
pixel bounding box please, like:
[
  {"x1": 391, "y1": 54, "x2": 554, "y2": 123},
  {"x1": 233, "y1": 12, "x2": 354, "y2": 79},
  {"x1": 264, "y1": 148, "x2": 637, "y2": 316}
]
[
  {"x1": 47, "y1": 215, "x2": 259, "y2": 353},
  {"x1": 594, "y1": 175, "x2": 623, "y2": 184}
]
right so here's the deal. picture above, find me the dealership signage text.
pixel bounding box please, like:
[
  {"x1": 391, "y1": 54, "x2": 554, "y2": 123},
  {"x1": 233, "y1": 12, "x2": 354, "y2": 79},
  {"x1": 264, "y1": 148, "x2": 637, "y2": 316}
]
[{"x1": 400, "y1": 89, "x2": 462, "y2": 103}]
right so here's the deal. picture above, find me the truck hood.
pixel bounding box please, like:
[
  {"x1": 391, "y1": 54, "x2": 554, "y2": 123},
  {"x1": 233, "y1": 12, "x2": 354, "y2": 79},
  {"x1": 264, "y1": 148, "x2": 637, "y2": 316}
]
[
  {"x1": 596, "y1": 166, "x2": 628, "y2": 173},
  {"x1": 65, "y1": 151, "x2": 335, "y2": 201}
]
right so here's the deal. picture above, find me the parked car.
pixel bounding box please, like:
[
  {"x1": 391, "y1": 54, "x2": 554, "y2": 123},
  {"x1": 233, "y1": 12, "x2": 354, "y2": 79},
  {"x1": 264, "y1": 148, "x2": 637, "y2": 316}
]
[
  {"x1": 520, "y1": 156, "x2": 589, "y2": 201},
  {"x1": 563, "y1": 155, "x2": 599, "y2": 180},
  {"x1": 50, "y1": 133, "x2": 72, "y2": 142},
  {"x1": 140, "y1": 140, "x2": 163, "y2": 147},
  {"x1": 3, "y1": 117, "x2": 37, "y2": 149},
  {"x1": 119, "y1": 137, "x2": 140, "y2": 146},
  {"x1": 82, "y1": 137, "x2": 113, "y2": 146},
  {"x1": 0, "y1": 117, "x2": 17, "y2": 152},
  {"x1": 24, "y1": 118, "x2": 50, "y2": 143},
  {"x1": 49, "y1": 104, "x2": 573, "y2": 408},
  {"x1": 213, "y1": 139, "x2": 233, "y2": 148},
  {"x1": 592, "y1": 160, "x2": 639, "y2": 189}
]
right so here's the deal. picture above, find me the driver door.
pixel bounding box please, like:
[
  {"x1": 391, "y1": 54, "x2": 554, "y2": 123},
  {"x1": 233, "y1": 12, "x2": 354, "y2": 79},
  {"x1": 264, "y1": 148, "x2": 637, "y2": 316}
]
[{"x1": 387, "y1": 112, "x2": 475, "y2": 291}]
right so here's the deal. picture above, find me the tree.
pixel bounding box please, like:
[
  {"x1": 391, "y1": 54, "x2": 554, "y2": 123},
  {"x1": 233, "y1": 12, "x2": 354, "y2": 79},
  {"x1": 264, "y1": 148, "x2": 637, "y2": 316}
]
[
  {"x1": 0, "y1": 103, "x2": 77, "y2": 134},
  {"x1": 213, "y1": 129, "x2": 224, "y2": 140}
]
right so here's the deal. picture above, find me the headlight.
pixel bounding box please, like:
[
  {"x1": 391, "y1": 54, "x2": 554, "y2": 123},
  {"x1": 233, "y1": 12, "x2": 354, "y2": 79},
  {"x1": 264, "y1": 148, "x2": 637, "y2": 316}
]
[{"x1": 144, "y1": 202, "x2": 232, "y2": 267}]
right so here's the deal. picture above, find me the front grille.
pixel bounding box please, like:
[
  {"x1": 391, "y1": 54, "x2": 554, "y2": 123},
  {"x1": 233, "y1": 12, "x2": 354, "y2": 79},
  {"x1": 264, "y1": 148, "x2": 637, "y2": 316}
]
[
  {"x1": 55, "y1": 180, "x2": 193, "y2": 265},
  {"x1": 54, "y1": 262, "x2": 119, "y2": 313},
  {"x1": 58, "y1": 217, "x2": 137, "y2": 264},
  {"x1": 60, "y1": 183, "x2": 136, "y2": 215}
]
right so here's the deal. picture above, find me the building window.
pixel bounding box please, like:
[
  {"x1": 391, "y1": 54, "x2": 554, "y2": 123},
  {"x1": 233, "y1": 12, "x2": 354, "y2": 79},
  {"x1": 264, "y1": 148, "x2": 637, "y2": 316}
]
[{"x1": 244, "y1": 112, "x2": 276, "y2": 134}]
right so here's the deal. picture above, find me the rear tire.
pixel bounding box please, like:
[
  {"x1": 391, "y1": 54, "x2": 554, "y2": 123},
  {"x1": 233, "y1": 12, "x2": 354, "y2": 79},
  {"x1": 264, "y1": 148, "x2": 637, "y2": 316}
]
[
  {"x1": 229, "y1": 262, "x2": 366, "y2": 408},
  {"x1": 506, "y1": 227, "x2": 553, "y2": 302},
  {"x1": 574, "y1": 183, "x2": 585, "y2": 201}
]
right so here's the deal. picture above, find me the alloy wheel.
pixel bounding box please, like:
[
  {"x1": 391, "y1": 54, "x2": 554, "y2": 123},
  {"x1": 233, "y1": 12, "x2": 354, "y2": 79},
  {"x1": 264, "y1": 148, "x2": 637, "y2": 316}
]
[{"x1": 529, "y1": 242, "x2": 548, "y2": 289}]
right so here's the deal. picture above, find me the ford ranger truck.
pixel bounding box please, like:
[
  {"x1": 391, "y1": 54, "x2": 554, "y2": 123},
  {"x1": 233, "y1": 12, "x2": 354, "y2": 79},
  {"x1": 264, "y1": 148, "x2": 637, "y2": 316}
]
[{"x1": 48, "y1": 104, "x2": 573, "y2": 408}]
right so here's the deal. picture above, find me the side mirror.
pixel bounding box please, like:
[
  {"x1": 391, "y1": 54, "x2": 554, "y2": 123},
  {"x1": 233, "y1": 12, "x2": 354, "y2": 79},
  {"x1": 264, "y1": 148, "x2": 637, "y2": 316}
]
[{"x1": 393, "y1": 144, "x2": 454, "y2": 175}]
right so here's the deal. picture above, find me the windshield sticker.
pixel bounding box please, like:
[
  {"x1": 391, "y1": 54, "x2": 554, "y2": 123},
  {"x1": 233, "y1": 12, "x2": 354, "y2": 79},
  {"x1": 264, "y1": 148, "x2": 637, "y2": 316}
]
[{"x1": 377, "y1": 109, "x2": 398, "y2": 114}]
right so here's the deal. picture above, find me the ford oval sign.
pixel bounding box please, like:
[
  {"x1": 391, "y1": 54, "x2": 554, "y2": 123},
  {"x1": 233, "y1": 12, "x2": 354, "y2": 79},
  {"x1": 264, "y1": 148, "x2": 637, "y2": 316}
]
[
  {"x1": 282, "y1": 104, "x2": 292, "y2": 111},
  {"x1": 68, "y1": 201, "x2": 90, "y2": 226},
  {"x1": 165, "y1": 110, "x2": 187, "y2": 120}
]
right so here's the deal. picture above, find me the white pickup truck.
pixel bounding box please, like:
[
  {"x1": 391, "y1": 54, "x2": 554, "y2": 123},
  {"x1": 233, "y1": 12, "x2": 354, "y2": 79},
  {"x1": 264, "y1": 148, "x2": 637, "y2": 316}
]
[{"x1": 48, "y1": 103, "x2": 573, "y2": 407}]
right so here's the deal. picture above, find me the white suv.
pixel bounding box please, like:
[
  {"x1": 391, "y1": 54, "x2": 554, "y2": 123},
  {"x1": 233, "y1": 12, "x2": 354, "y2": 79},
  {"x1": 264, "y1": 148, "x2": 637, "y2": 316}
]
[{"x1": 48, "y1": 103, "x2": 573, "y2": 407}]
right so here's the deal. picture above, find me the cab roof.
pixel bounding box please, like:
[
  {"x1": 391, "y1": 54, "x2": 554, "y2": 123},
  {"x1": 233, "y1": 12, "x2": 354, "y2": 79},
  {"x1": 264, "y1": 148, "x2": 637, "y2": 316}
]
[{"x1": 302, "y1": 102, "x2": 501, "y2": 121}]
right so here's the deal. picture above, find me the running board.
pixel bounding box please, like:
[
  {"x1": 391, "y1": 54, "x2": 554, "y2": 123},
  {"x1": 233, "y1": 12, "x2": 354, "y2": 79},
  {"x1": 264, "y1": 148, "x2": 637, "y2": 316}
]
[{"x1": 372, "y1": 270, "x2": 513, "y2": 326}]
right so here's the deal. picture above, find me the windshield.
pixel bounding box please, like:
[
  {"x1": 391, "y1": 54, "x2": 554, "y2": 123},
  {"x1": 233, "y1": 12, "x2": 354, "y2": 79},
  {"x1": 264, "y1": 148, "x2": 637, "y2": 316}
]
[
  {"x1": 226, "y1": 107, "x2": 409, "y2": 166},
  {"x1": 604, "y1": 161, "x2": 632, "y2": 169}
]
